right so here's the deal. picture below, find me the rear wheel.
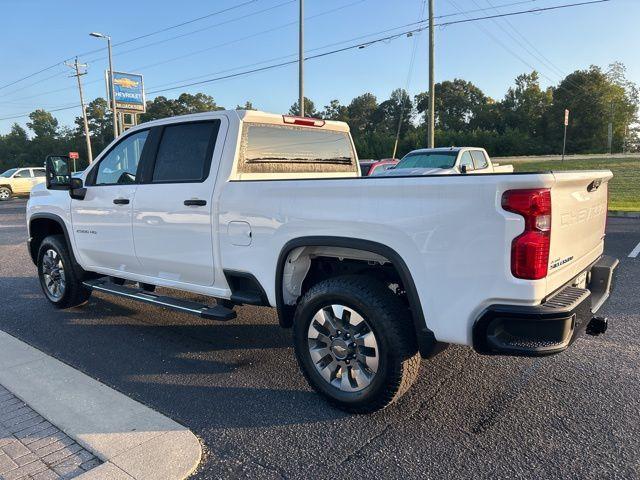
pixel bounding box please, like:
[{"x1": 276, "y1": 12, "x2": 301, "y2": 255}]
[
  {"x1": 293, "y1": 275, "x2": 420, "y2": 413},
  {"x1": 0, "y1": 187, "x2": 11, "y2": 201},
  {"x1": 37, "y1": 235, "x2": 91, "y2": 308}
]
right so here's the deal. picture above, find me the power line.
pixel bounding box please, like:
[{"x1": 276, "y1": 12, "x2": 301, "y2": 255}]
[
  {"x1": 0, "y1": 0, "x2": 610, "y2": 120},
  {"x1": 0, "y1": 0, "x2": 264, "y2": 92},
  {"x1": 87, "y1": 0, "x2": 297, "y2": 64},
  {"x1": 0, "y1": 0, "x2": 360, "y2": 102},
  {"x1": 393, "y1": 0, "x2": 427, "y2": 158},
  {"x1": 0, "y1": 104, "x2": 80, "y2": 122},
  {"x1": 148, "y1": 0, "x2": 610, "y2": 94}
]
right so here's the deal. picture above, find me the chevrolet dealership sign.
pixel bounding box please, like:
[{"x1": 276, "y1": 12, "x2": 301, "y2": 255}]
[{"x1": 106, "y1": 71, "x2": 146, "y2": 113}]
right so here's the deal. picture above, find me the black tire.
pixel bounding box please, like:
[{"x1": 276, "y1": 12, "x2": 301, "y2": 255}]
[
  {"x1": 0, "y1": 186, "x2": 11, "y2": 201},
  {"x1": 37, "y1": 235, "x2": 91, "y2": 308},
  {"x1": 293, "y1": 275, "x2": 420, "y2": 414}
]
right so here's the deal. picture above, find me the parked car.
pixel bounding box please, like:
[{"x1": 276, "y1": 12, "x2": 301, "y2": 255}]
[
  {"x1": 367, "y1": 159, "x2": 399, "y2": 176},
  {"x1": 27, "y1": 110, "x2": 617, "y2": 413},
  {"x1": 0, "y1": 167, "x2": 46, "y2": 200},
  {"x1": 382, "y1": 147, "x2": 513, "y2": 176},
  {"x1": 358, "y1": 159, "x2": 376, "y2": 175}
]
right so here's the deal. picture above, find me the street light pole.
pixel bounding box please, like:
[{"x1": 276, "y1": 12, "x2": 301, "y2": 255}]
[
  {"x1": 106, "y1": 36, "x2": 118, "y2": 138},
  {"x1": 90, "y1": 32, "x2": 118, "y2": 139},
  {"x1": 65, "y1": 57, "x2": 93, "y2": 163},
  {"x1": 298, "y1": 0, "x2": 305, "y2": 117},
  {"x1": 427, "y1": 0, "x2": 435, "y2": 148}
]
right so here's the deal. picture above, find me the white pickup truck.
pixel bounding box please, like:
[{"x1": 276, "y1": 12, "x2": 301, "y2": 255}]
[
  {"x1": 383, "y1": 146, "x2": 513, "y2": 176},
  {"x1": 27, "y1": 110, "x2": 618, "y2": 413}
]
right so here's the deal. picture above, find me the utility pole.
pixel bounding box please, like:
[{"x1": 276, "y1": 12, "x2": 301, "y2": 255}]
[
  {"x1": 562, "y1": 108, "x2": 569, "y2": 161},
  {"x1": 427, "y1": 0, "x2": 435, "y2": 148},
  {"x1": 298, "y1": 0, "x2": 305, "y2": 117},
  {"x1": 607, "y1": 100, "x2": 614, "y2": 154},
  {"x1": 65, "y1": 57, "x2": 93, "y2": 163}
]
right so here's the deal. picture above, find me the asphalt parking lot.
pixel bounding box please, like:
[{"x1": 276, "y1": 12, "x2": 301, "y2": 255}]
[{"x1": 1, "y1": 198, "x2": 639, "y2": 479}]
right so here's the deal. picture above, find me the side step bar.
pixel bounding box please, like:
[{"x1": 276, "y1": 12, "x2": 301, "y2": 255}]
[{"x1": 83, "y1": 278, "x2": 237, "y2": 321}]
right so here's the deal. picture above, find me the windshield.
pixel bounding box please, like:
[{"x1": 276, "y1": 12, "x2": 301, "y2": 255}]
[
  {"x1": 395, "y1": 151, "x2": 458, "y2": 170},
  {"x1": 1, "y1": 168, "x2": 18, "y2": 178}
]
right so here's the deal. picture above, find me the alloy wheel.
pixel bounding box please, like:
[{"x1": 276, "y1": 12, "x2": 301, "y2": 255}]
[
  {"x1": 307, "y1": 304, "x2": 380, "y2": 392},
  {"x1": 41, "y1": 249, "x2": 66, "y2": 300}
]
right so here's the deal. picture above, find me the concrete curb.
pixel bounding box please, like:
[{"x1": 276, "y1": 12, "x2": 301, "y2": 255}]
[
  {"x1": 609, "y1": 211, "x2": 640, "y2": 219},
  {"x1": 0, "y1": 330, "x2": 202, "y2": 480}
]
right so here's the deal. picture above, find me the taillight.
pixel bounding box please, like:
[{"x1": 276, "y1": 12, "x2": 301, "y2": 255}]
[
  {"x1": 282, "y1": 115, "x2": 325, "y2": 127},
  {"x1": 502, "y1": 189, "x2": 552, "y2": 280}
]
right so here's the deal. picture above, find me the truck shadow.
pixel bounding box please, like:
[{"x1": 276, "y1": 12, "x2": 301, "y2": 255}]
[{"x1": 0, "y1": 276, "x2": 348, "y2": 428}]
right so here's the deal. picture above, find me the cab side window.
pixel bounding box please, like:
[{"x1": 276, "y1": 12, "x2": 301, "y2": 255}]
[
  {"x1": 14, "y1": 169, "x2": 32, "y2": 178},
  {"x1": 470, "y1": 150, "x2": 488, "y2": 169},
  {"x1": 94, "y1": 130, "x2": 149, "y2": 186},
  {"x1": 33, "y1": 169, "x2": 46, "y2": 177},
  {"x1": 459, "y1": 152, "x2": 474, "y2": 171}
]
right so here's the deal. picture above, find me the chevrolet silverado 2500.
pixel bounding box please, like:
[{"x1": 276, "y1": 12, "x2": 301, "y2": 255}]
[{"x1": 26, "y1": 110, "x2": 618, "y2": 413}]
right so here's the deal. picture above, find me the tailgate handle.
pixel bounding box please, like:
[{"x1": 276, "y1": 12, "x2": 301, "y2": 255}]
[{"x1": 587, "y1": 179, "x2": 602, "y2": 192}]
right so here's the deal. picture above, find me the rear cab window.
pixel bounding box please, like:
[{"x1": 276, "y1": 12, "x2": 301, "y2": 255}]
[
  {"x1": 470, "y1": 150, "x2": 488, "y2": 170},
  {"x1": 235, "y1": 123, "x2": 358, "y2": 180},
  {"x1": 151, "y1": 121, "x2": 220, "y2": 183}
]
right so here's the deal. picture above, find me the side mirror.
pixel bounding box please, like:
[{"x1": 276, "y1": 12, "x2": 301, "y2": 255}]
[
  {"x1": 460, "y1": 164, "x2": 468, "y2": 174},
  {"x1": 45, "y1": 155, "x2": 72, "y2": 190}
]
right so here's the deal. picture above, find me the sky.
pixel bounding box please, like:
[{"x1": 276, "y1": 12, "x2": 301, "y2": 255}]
[{"x1": 0, "y1": 0, "x2": 637, "y2": 135}]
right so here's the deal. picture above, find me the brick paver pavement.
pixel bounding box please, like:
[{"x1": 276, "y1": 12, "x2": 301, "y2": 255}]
[{"x1": 0, "y1": 384, "x2": 101, "y2": 480}]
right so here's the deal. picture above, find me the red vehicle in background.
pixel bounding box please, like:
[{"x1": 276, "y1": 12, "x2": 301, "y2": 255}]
[{"x1": 359, "y1": 159, "x2": 398, "y2": 176}]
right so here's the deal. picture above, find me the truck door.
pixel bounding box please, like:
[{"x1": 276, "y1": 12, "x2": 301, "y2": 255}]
[
  {"x1": 131, "y1": 118, "x2": 226, "y2": 287},
  {"x1": 11, "y1": 169, "x2": 34, "y2": 194},
  {"x1": 71, "y1": 129, "x2": 149, "y2": 272}
]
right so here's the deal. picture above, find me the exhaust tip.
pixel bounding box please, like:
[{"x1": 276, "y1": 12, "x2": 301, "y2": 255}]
[{"x1": 586, "y1": 316, "x2": 608, "y2": 336}]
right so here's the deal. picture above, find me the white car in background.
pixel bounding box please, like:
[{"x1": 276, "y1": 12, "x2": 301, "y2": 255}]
[
  {"x1": 382, "y1": 147, "x2": 513, "y2": 176},
  {"x1": 0, "y1": 167, "x2": 46, "y2": 200}
]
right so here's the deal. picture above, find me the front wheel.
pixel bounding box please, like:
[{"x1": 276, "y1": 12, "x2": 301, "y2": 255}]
[
  {"x1": 0, "y1": 187, "x2": 12, "y2": 201},
  {"x1": 293, "y1": 275, "x2": 420, "y2": 413},
  {"x1": 37, "y1": 235, "x2": 91, "y2": 308}
]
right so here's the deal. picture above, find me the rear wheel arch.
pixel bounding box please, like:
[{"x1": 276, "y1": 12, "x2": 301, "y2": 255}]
[{"x1": 275, "y1": 236, "x2": 441, "y2": 358}]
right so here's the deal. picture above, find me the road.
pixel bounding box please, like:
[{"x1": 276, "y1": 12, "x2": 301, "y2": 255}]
[{"x1": 1, "y1": 198, "x2": 639, "y2": 479}]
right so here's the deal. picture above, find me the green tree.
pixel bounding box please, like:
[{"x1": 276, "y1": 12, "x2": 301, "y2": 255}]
[
  {"x1": 27, "y1": 109, "x2": 58, "y2": 138},
  {"x1": 0, "y1": 124, "x2": 30, "y2": 170},
  {"x1": 346, "y1": 93, "x2": 378, "y2": 133},
  {"x1": 372, "y1": 88, "x2": 413, "y2": 136},
  {"x1": 141, "y1": 93, "x2": 224, "y2": 122},
  {"x1": 320, "y1": 99, "x2": 348, "y2": 121},
  {"x1": 500, "y1": 72, "x2": 552, "y2": 137},
  {"x1": 415, "y1": 79, "x2": 489, "y2": 131},
  {"x1": 548, "y1": 65, "x2": 637, "y2": 153},
  {"x1": 235, "y1": 101, "x2": 256, "y2": 110},
  {"x1": 78, "y1": 98, "x2": 114, "y2": 155},
  {"x1": 288, "y1": 97, "x2": 318, "y2": 117}
]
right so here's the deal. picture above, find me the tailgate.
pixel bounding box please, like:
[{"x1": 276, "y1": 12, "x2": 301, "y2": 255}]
[{"x1": 546, "y1": 170, "x2": 612, "y2": 293}]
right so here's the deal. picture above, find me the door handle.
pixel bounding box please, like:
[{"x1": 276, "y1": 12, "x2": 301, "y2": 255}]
[
  {"x1": 113, "y1": 198, "x2": 130, "y2": 205},
  {"x1": 184, "y1": 199, "x2": 207, "y2": 206}
]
